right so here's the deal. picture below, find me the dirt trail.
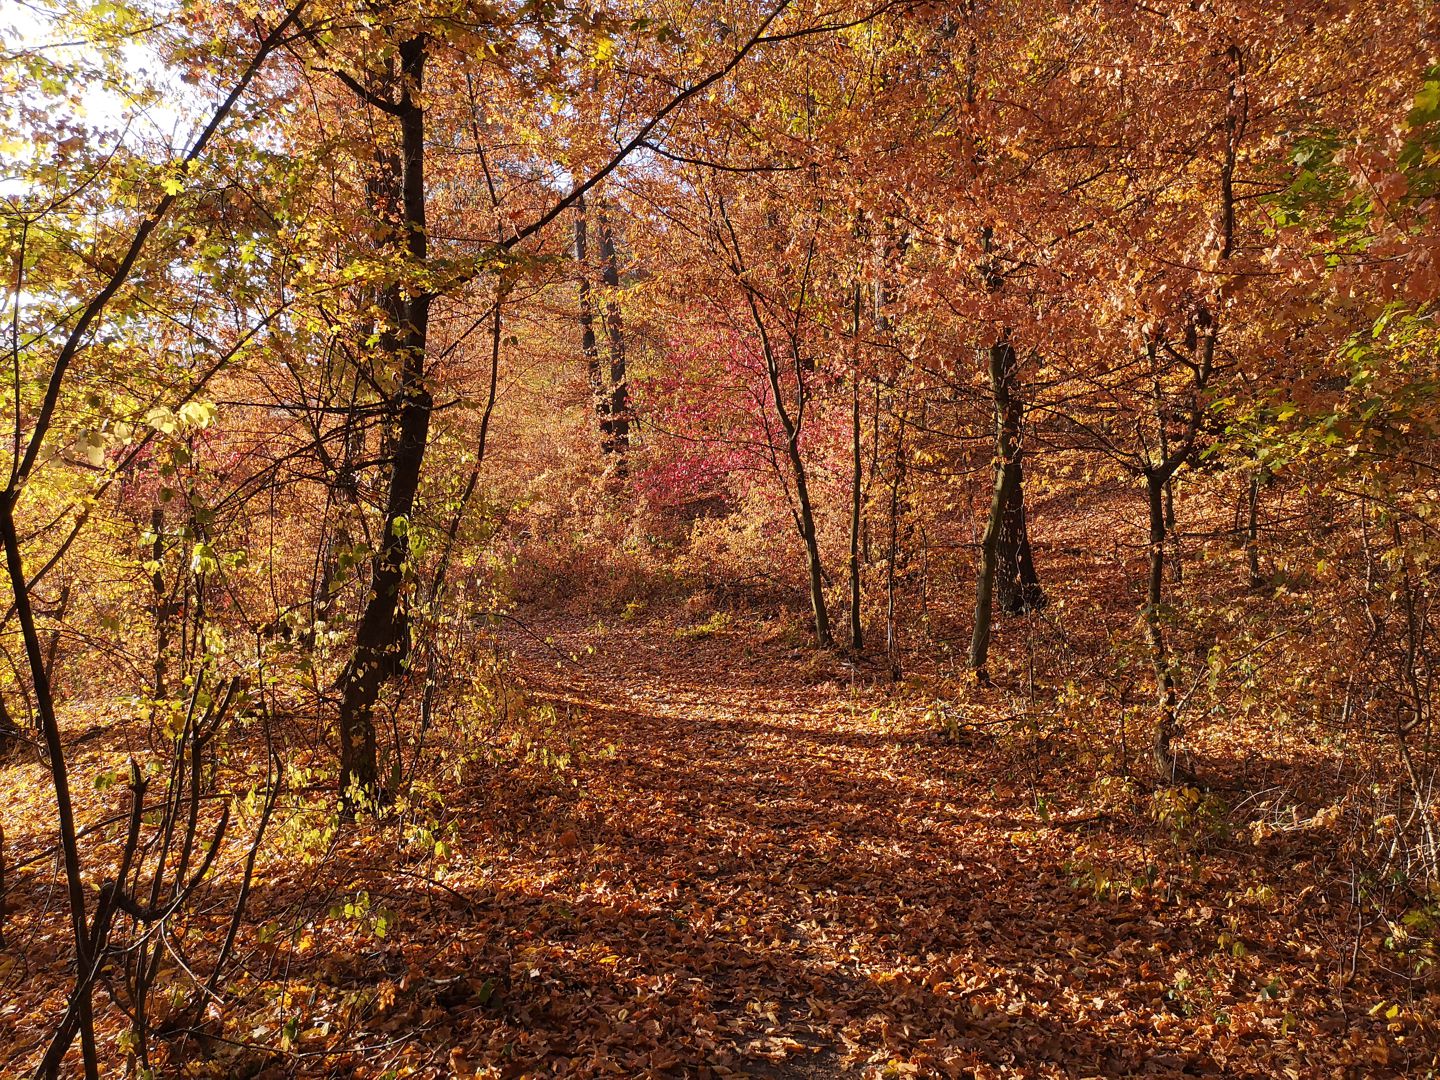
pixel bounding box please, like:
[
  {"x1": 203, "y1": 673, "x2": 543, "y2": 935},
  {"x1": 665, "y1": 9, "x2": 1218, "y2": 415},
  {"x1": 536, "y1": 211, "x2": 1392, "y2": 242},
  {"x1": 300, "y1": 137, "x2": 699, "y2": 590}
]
[
  {"x1": 436, "y1": 609, "x2": 1366, "y2": 1079},
  {"x1": 0, "y1": 609, "x2": 1406, "y2": 1078}
]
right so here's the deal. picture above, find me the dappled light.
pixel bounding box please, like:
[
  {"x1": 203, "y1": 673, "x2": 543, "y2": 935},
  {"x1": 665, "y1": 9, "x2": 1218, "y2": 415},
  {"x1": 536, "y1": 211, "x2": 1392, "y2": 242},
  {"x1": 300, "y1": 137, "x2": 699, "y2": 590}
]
[{"x1": 2, "y1": 0, "x2": 1440, "y2": 1076}]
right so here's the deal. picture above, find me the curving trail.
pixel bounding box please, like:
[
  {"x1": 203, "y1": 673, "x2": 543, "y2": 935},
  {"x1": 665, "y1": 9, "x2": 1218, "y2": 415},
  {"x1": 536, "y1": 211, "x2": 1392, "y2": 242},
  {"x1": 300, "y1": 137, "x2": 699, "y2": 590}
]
[
  {"x1": 0, "y1": 608, "x2": 1418, "y2": 1078},
  {"x1": 416, "y1": 610, "x2": 1393, "y2": 1079}
]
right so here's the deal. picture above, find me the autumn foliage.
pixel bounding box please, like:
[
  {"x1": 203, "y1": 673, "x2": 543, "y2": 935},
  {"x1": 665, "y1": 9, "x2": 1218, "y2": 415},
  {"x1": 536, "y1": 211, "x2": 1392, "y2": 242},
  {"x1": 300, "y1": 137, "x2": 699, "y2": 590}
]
[{"x1": 3, "y1": 0, "x2": 1440, "y2": 1076}]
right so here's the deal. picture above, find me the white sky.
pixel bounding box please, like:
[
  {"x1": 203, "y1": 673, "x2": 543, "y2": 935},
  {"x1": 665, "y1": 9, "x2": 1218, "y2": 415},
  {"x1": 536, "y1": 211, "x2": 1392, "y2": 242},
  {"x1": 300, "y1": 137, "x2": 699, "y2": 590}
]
[{"x1": 2, "y1": 0, "x2": 201, "y2": 197}]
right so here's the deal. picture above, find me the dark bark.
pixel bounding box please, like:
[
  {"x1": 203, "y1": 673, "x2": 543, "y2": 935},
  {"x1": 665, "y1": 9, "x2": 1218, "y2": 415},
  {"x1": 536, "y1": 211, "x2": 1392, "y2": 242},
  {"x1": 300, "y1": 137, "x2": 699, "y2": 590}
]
[
  {"x1": 969, "y1": 338, "x2": 1042, "y2": 676},
  {"x1": 885, "y1": 407, "x2": 906, "y2": 679},
  {"x1": 596, "y1": 204, "x2": 630, "y2": 462},
  {"x1": 337, "y1": 36, "x2": 432, "y2": 807},
  {"x1": 3, "y1": 497, "x2": 97, "y2": 1079},
  {"x1": 1146, "y1": 44, "x2": 1241, "y2": 779},
  {"x1": 997, "y1": 458, "x2": 1044, "y2": 616},
  {"x1": 761, "y1": 243, "x2": 830, "y2": 647},
  {"x1": 756, "y1": 313, "x2": 830, "y2": 648},
  {"x1": 1145, "y1": 469, "x2": 1182, "y2": 779},
  {"x1": 968, "y1": 400, "x2": 1014, "y2": 675},
  {"x1": 849, "y1": 284, "x2": 863, "y2": 650},
  {"x1": 792, "y1": 440, "x2": 831, "y2": 648},
  {"x1": 574, "y1": 197, "x2": 607, "y2": 442},
  {"x1": 575, "y1": 197, "x2": 629, "y2": 473}
]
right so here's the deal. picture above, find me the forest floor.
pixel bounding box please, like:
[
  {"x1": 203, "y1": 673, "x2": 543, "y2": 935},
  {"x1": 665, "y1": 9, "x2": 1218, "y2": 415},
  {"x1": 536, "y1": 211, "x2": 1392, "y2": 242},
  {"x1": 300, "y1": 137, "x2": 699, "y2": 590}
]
[
  {"x1": 342, "y1": 605, "x2": 1434, "y2": 1079},
  {"x1": 4, "y1": 602, "x2": 1440, "y2": 1077}
]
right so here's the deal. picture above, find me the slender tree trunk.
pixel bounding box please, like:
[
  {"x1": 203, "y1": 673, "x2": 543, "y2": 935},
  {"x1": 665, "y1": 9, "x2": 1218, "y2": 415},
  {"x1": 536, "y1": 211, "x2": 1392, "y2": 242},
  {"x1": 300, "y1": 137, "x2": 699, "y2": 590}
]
[
  {"x1": 574, "y1": 196, "x2": 609, "y2": 449},
  {"x1": 720, "y1": 207, "x2": 829, "y2": 645},
  {"x1": 793, "y1": 462, "x2": 831, "y2": 647},
  {"x1": 1145, "y1": 42, "x2": 1239, "y2": 778},
  {"x1": 969, "y1": 338, "x2": 1033, "y2": 676},
  {"x1": 1246, "y1": 463, "x2": 1264, "y2": 589},
  {"x1": 995, "y1": 482, "x2": 1023, "y2": 618},
  {"x1": 2, "y1": 498, "x2": 97, "y2": 1079},
  {"x1": 885, "y1": 407, "x2": 906, "y2": 679},
  {"x1": 997, "y1": 463, "x2": 1044, "y2": 614},
  {"x1": 337, "y1": 36, "x2": 432, "y2": 807},
  {"x1": 849, "y1": 285, "x2": 863, "y2": 650},
  {"x1": 969, "y1": 459, "x2": 1016, "y2": 676},
  {"x1": 576, "y1": 197, "x2": 628, "y2": 474},
  {"x1": 769, "y1": 368, "x2": 830, "y2": 648},
  {"x1": 1013, "y1": 489, "x2": 1043, "y2": 610},
  {"x1": 1146, "y1": 469, "x2": 1182, "y2": 780},
  {"x1": 596, "y1": 204, "x2": 629, "y2": 464}
]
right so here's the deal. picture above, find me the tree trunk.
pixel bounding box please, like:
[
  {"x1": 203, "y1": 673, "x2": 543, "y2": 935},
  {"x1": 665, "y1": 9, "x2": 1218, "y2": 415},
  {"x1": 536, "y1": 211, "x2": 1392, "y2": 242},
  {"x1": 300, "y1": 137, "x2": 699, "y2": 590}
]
[
  {"x1": 998, "y1": 458, "x2": 1045, "y2": 615},
  {"x1": 1145, "y1": 43, "x2": 1239, "y2": 778},
  {"x1": 794, "y1": 464, "x2": 831, "y2": 647},
  {"x1": 596, "y1": 204, "x2": 629, "y2": 465},
  {"x1": 576, "y1": 198, "x2": 628, "y2": 474},
  {"x1": 574, "y1": 196, "x2": 609, "y2": 449},
  {"x1": 1146, "y1": 469, "x2": 1182, "y2": 780},
  {"x1": 2, "y1": 497, "x2": 97, "y2": 1079},
  {"x1": 885, "y1": 407, "x2": 906, "y2": 679},
  {"x1": 1013, "y1": 495, "x2": 1043, "y2": 611},
  {"x1": 767, "y1": 356, "x2": 830, "y2": 647},
  {"x1": 1246, "y1": 463, "x2": 1264, "y2": 589},
  {"x1": 970, "y1": 338, "x2": 1041, "y2": 675},
  {"x1": 337, "y1": 37, "x2": 432, "y2": 808},
  {"x1": 723, "y1": 212, "x2": 829, "y2": 646},
  {"x1": 849, "y1": 285, "x2": 863, "y2": 650},
  {"x1": 968, "y1": 454, "x2": 1016, "y2": 676}
]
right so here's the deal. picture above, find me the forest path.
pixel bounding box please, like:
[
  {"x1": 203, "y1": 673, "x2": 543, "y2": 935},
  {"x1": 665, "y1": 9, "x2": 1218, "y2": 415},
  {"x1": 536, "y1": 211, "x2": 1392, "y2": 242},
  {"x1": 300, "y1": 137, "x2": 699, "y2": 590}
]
[
  {"x1": 0, "y1": 607, "x2": 1389, "y2": 1077},
  {"x1": 449, "y1": 608, "x2": 1218, "y2": 1079}
]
